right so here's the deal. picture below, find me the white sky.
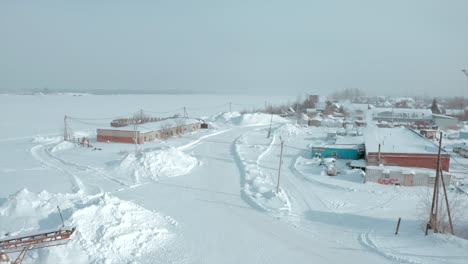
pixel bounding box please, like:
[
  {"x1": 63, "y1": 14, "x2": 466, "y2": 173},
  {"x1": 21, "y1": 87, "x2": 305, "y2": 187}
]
[{"x1": 1, "y1": 0, "x2": 467, "y2": 96}]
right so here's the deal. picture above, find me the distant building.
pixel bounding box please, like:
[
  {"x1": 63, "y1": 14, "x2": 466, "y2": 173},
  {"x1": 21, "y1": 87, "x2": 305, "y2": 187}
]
[
  {"x1": 366, "y1": 166, "x2": 451, "y2": 187},
  {"x1": 460, "y1": 131, "x2": 468, "y2": 139},
  {"x1": 308, "y1": 118, "x2": 321, "y2": 127},
  {"x1": 364, "y1": 127, "x2": 450, "y2": 171},
  {"x1": 444, "y1": 109, "x2": 465, "y2": 120},
  {"x1": 420, "y1": 129, "x2": 437, "y2": 140},
  {"x1": 372, "y1": 108, "x2": 432, "y2": 124},
  {"x1": 97, "y1": 118, "x2": 202, "y2": 144},
  {"x1": 309, "y1": 95, "x2": 320, "y2": 104},
  {"x1": 432, "y1": 114, "x2": 458, "y2": 128},
  {"x1": 453, "y1": 145, "x2": 468, "y2": 158},
  {"x1": 312, "y1": 136, "x2": 365, "y2": 160}
]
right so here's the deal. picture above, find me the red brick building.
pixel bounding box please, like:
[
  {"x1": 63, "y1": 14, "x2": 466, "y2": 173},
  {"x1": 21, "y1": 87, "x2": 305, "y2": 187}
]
[{"x1": 365, "y1": 127, "x2": 450, "y2": 171}]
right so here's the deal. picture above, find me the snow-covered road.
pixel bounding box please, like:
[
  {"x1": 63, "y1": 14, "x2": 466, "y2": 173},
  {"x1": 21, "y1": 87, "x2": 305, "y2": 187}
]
[{"x1": 114, "y1": 126, "x2": 394, "y2": 264}]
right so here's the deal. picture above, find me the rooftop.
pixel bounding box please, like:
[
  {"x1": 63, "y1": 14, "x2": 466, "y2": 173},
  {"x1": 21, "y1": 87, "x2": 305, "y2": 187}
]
[
  {"x1": 364, "y1": 127, "x2": 440, "y2": 154},
  {"x1": 372, "y1": 108, "x2": 432, "y2": 120}
]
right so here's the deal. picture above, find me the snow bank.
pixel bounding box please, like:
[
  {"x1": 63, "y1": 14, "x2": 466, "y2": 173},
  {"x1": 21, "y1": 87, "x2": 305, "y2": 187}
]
[
  {"x1": 234, "y1": 134, "x2": 291, "y2": 216},
  {"x1": 0, "y1": 189, "x2": 175, "y2": 264},
  {"x1": 118, "y1": 147, "x2": 197, "y2": 182},
  {"x1": 274, "y1": 123, "x2": 302, "y2": 138},
  {"x1": 31, "y1": 135, "x2": 61, "y2": 143},
  {"x1": 208, "y1": 112, "x2": 288, "y2": 126},
  {"x1": 51, "y1": 141, "x2": 76, "y2": 152},
  {"x1": 236, "y1": 113, "x2": 287, "y2": 126},
  {"x1": 209, "y1": 111, "x2": 242, "y2": 123}
]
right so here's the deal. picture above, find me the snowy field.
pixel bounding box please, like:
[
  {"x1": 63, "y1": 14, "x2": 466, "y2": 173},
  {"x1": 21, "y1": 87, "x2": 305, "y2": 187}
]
[{"x1": 1, "y1": 94, "x2": 468, "y2": 264}]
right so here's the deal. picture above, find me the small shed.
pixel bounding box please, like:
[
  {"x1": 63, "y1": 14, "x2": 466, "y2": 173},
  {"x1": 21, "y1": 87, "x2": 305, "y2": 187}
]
[
  {"x1": 308, "y1": 118, "x2": 321, "y2": 127},
  {"x1": 420, "y1": 129, "x2": 437, "y2": 139}
]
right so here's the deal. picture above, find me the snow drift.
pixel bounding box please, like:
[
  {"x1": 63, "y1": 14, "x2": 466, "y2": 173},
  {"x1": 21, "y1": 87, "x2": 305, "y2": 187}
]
[
  {"x1": 0, "y1": 189, "x2": 175, "y2": 264},
  {"x1": 117, "y1": 147, "x2": 197, "y2": 183},
  {"x1": 234, "y1": 133, "x2": 291, "y2": 216},
  {"x1": 208, "y1": 112, "x2": 288, "y2": 126}
]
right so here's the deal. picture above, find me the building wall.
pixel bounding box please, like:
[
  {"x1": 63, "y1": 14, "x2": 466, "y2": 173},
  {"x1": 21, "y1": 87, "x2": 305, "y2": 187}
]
[
  {"x1": 312, "y1": 147, "x2": 360, "y2": 159},
  {"x1": 97, "y1": 129, "x2": 143, "y2": 144},
  {"x1": 367, "y1": 152, "x2": 450, "y2": 171},
  {"x1": 459, "y1": 131, "x2": 468, "y2": 139},
  {"x1": 97, "y1": 121, "x2": 202, "y2": 144},
  {"x1": 365, "y1": 167, "x2": 451, "y2": 186},
  {"x1": 433, "y1": 117, "x2": 458, "y2": 128}
]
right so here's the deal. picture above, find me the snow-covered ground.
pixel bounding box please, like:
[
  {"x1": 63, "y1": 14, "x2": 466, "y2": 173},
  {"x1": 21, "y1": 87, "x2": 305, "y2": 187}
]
[{"x1": 1, "y1": 94, "x2": 468, "y2": 264}]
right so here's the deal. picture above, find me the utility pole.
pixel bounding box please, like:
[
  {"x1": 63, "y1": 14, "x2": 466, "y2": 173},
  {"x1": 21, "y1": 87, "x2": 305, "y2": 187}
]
[
  {"x1": 267, "y1": 113, "x2": 273, "y2": 138},
  {"x1": 134, "y1": 120, "x2": 139, "y2": 154},
  {"x1": 440, "y1": 169, "x2": 454, "y2": 235},
  {"x1": 63, "y1": 115, "x2": 68, "y2": 141},
  {"x1": 276, "y1": 137, "x2": 284, "y2": 193},
  {"x1": 427, "y1": 132, "x2": 443, "y2": 235},
  {"x1": 229, "y1": 102, "x2": 232, "y2": 112},
  {"x1": 183, "y1": 106, "x2": 188, "y2": 118}
]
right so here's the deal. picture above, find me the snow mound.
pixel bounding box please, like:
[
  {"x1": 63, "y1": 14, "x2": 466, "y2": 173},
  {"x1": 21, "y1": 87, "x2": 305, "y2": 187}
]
[
  {"x1": 275, "y1": 123, "x2": 302, "y2": 138},
  {"x1": 0, "y1": 189, "x2": 175, "y2": 264},
  {"x1": 0, "y1": 189, "x2": 77, "y2": 236},
  {"x1": 234, "y1": 134, "x2": 291, "y2": 216},
  {"x1": 118, "y1": 147, "x2": 197, "y2": 182},
  {"x1": 208, "y1": 112, "x2": 288, "y2": 126},
  {"x1": 64, "y1": 194, "x2": 173, "y2": 263},
  {"x1": 51, "y1": 141, "x2": 76, "y2": 152},
  {"x1": 31, "y1": 135, "x2": 61, "y2": 143},
  {"x1": 236, "y1": 113, "x2": 288, "y2": 126},
  {"x1": 209, "y1": 111, "x2": 242, "y2": 123}
]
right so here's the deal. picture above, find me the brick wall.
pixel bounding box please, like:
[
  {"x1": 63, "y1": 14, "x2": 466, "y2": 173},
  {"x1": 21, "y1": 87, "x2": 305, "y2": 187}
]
[{"x1": 367, "y1": 152, "x2": 450, "y2": 171}]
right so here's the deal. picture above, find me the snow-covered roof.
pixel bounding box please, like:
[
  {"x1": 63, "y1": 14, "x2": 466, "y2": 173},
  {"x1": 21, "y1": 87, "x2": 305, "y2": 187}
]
[
  {"x1": 366, "y1": 165, "x2": 439, "y2": 176},
  {"x1": 99, "y1": 118, "x2": 202, "y2": 133},
  {"x1": 372, "y1": 108, "x2": 432, "y2": 120},
  {"x1": 335, "y1": 135, "x2": 364, "y2": 145},
  {"x1": 350, "y1": 159, "x2": 367, "y2": 168},
  {"x1": 315, "y1": 102, "x2": 326, "y2": 111},
  {"x1": 432, "y1": 114, "x2": 458, "y2": 120},
  {"x1": 364, "y1": 127, "x2": 439, "y2": 154},
  {"x1": 313, "y1": 144, "x2": 359, "y2": 150},
  {"x1": 445, "y1": 109, "x2": 465, "y2": 116}
]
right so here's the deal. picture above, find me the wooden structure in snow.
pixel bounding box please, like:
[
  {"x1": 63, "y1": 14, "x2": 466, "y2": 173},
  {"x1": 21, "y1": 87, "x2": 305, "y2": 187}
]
[{"x1": 0, "y1": 228, "x2": 76, "y2": 264}]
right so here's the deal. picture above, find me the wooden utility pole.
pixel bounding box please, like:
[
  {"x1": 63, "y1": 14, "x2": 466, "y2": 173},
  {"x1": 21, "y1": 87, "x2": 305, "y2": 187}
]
[
  {"x1": 427, "y1": 132, "x2": 443, "y2": 235},
  {"x1": 276, "y1": 137, "x2": 284, "y2": 193},
  {"x1": 267, "y1": 113, "x2": 273, "y2": 138},
  {"x1": 63, "y1": 115, "x2": 68, "y2": 141},
  {"x1": 183, "y1": 107, "x2": 188, "y2": 118},
  {"x1": 134, "y1": 121, "x2": 138, "y2": 153},
  {"x1": 395, "y1": 217, "x2": 402, "y2": 235},
  {"x1": 440, "y1": 169, "x2": 454, "y2": 235}
]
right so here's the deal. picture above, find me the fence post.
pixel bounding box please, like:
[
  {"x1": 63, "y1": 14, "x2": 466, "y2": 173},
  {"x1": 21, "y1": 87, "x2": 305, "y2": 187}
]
[{"x1": 395, "y1": 217, "x2": 402, "y2": 235}]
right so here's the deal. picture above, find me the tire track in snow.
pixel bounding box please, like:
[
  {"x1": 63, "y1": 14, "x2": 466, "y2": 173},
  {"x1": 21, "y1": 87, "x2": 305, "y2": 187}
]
[
  {"x1": 358, "y1": 231, "x2": 424, "y2": 264},
  {"x1": 30, "y1": 138, "x2": 90, "y2": 194},
  {"x1": 45, "y1": 145, "x2": 130, "y2": 188}
]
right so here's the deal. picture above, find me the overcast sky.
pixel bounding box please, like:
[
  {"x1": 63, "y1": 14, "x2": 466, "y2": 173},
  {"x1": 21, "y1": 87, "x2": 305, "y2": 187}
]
[{"x1": 1, "y1": 0, "x2": 467, "y2": 96}]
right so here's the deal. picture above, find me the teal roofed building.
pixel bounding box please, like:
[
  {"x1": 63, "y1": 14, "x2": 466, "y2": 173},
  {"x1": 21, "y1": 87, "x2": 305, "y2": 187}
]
[{"x1": 312, "y1": 144, "x2": 364, "y2": 160}]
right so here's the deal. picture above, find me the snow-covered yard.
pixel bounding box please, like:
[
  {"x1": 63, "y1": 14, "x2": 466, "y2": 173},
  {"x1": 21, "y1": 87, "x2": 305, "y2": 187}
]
[{"x1": 1, "y1": 94, "x2": 467, "y2": 264}]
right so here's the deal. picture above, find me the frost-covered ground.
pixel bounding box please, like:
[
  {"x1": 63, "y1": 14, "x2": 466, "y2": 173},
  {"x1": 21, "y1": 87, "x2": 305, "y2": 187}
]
[{"x1": 1, "y1": 94, "x2": 468, "y2": 264}]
